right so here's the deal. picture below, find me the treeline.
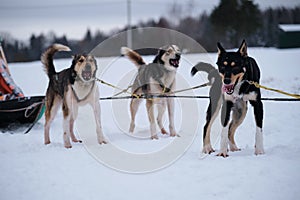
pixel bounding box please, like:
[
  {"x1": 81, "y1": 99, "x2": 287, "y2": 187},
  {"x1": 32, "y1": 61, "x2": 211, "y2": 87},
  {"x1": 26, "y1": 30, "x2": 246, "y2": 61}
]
[
  {"x1": 2, "y1": 0, "x2": 300, "y2": 63},
  {"x1": 2, "y1": 29, "x2": 107, "y2": 62}
]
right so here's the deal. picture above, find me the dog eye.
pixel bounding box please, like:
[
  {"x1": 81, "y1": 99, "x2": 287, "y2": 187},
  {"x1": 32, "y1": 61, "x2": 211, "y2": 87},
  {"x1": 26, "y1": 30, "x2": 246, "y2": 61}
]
[
  {"x1": 166, "y1": 50, "x2": 172, "y2": 55},
  {"x1": 88, "y1": 58, "x2": 94, "y2": 62},
  {"x1": 78, "y1": 58, "x2": 84, "y2": 63}
]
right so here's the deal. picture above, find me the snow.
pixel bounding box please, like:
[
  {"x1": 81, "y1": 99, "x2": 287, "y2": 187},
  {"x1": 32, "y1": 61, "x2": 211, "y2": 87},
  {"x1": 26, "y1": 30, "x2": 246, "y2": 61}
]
[
  {"x1": 1, "y1": 48, "x2": 300, "y2": 200},
  {"x1": 279, "y1": 24, "x2": 300, "y2": 32}
]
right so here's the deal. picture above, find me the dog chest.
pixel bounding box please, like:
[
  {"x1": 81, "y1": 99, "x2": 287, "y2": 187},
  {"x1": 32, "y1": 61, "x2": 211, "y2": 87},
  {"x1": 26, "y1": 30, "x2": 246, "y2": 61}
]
[
  {"x1": 71, "y1": 81, "x2": 95, "y2": 102},
  {"x1": 224, "y1": 81, "x2": 257, "y2": 102}
]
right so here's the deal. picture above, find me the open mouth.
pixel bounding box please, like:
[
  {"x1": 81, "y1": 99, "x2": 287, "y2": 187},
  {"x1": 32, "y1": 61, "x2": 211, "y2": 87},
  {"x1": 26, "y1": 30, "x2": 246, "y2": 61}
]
[
  {"x1": 222, "y1": 83, "x2": 235, "y2": 94},
  {"x1": 222, "y1": 78, "x2": 241, "y2": 94},
  {"x1": 169, "y1": 58, "x2": 180, "y2": 68},
  {"x1": 82, "y1": 70, "x2": 92, "y2": 81}
]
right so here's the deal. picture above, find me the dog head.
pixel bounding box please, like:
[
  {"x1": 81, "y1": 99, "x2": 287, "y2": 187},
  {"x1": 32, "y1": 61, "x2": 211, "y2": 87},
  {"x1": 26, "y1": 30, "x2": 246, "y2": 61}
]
[
  {"x1": 216, "y1": 40, "x2": 248, "y2": 94},
  {"x1": 72, "y1": 54, "x2": 97, "y2": 83},
  {"x1": 153, "y1": 45, "x2": 181, "y2": 71}
]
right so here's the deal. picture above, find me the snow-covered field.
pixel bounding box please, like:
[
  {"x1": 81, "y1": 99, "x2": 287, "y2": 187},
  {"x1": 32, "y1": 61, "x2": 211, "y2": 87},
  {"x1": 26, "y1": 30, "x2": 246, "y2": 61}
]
[{"x1": 1, "y1": 48, "x2": 300, "y2": 200}]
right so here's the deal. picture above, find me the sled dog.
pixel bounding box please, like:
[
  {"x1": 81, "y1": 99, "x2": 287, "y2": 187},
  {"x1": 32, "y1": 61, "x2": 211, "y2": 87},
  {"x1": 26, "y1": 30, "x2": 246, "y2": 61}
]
[
  {"x1": 191, "y1": 40, "x2": 264, "y2": 157},
  {"x1": 121, "y1": 45, "x2": 181, "y2": 139},
  {"x1": 41, "y1": 44, "x2": 106, "y2": 148}
]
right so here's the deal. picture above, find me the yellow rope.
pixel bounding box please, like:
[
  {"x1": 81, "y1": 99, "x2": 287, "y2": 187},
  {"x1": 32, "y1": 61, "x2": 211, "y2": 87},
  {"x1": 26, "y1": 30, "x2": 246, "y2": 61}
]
[
  {"x1": 96, "y1": 78, "x2": 209, "y2": 100},
  {"x1": 96, "y1": 78, "x2": 300, "y2": 100},
  {"x1": 248, "y1": 81, "x2": 300, "y2": 99},
  {"x1": 96, "y1": 78, "x2": 140, "y2": 99}
]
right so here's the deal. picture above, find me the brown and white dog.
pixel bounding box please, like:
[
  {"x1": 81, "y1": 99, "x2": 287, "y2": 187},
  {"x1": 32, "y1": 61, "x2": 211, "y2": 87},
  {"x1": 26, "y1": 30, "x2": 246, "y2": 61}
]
[
  {"x1": 41, "y1": 44, "x2": 107, "y2": 148},
  {"x1": 121, "y1": 45, "x2": 181, "y2": 139}
]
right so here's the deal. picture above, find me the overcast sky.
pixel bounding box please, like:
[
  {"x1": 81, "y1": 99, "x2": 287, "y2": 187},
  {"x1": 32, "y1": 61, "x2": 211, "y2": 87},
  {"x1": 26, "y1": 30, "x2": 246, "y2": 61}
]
[{"x1": 0, "y1": 0, "x2": 299, "y2": 41}]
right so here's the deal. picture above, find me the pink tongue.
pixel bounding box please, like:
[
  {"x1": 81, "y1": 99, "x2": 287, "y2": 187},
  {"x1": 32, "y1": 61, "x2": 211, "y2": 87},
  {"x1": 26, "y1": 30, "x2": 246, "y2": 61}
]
[
  {"x1": 222, "y1": 84, "x2": 234, "y2": 93},
  {"x1": 83, "y1": 71, "x2": 91, "y2": 79}
]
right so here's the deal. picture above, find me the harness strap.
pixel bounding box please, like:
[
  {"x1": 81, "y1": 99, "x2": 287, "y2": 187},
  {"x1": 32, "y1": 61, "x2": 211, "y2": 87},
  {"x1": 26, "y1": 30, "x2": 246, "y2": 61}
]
[
  {"x1": 96, "y1": 78, "x2": 140, "y2": 99},
  {"x1": 160, "y1": 84, "x2": 171, "y2": 93},
  {"x1": 71, "y1": 81, "x2": 95, "y2": 102}
]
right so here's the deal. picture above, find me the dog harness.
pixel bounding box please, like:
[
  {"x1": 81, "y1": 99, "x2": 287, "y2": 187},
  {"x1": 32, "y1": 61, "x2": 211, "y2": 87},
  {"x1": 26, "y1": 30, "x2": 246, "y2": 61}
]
[{"x1": 71, "y1": 81, "x2": 95, "y2": 102}]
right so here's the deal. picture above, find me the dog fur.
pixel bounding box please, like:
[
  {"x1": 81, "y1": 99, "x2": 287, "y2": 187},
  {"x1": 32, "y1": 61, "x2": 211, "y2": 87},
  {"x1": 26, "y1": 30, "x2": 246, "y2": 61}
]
[
  {"x1": 191, "y1": 40, "x2": 264, "y2": 157},
  {"x1": 121, "y1": 45, "x2": 181, "y2": 139},
  {"x1": 41, "y1": 43, "x2": 106, "y2": 148}
]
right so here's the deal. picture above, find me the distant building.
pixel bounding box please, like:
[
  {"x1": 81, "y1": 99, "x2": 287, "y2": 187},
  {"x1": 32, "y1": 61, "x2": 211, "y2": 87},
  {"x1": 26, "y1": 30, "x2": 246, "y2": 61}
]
[{"x1": 278, "y1": 24, "x2": 300, "y2": 49}]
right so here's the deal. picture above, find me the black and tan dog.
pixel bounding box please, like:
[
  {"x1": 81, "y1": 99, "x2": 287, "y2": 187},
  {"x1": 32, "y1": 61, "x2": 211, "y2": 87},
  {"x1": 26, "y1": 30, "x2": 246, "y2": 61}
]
[
  {"x1": 121, "y1": 45, "x2": 181, "y2": 139},
  {"x1": 41, "y1": 44, "x2": 107, "y2": 148},
  {"x1": 191, "y1": 40, "x2": 264, "y2": 157}
]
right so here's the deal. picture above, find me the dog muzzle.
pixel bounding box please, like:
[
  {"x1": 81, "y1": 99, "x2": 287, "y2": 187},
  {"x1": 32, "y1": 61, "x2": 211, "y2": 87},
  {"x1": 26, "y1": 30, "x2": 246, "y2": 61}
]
[
  {"x1": 169, "y1": 54, "x2": 181, "y2": 68},
  {"x1": 222, "y1": 83, "x2": 235, "y2": 94}
]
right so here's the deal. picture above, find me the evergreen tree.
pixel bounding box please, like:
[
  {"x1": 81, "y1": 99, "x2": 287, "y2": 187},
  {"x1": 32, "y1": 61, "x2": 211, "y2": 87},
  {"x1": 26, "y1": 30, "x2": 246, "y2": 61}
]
[{"x1": 210, "y1": 0, "x2": 261, "y2": 47}]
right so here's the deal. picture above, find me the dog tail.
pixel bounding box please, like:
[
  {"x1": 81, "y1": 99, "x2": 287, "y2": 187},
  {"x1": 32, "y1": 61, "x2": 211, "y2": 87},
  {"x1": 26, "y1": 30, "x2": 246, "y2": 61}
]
[
  {"x1": 41, "y1": 43, "x2": 71, "y2": 77},
  {"x1": 191, "y1": 62, "x2": 221, "y2": 85},
  {"x1": 121, "y1": 47, "x2": 146, "y2": 68}
]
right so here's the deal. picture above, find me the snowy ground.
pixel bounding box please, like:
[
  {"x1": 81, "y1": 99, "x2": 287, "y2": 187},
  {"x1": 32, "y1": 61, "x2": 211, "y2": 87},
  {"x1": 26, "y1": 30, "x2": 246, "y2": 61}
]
[{"x1": 1, "y1": 48, "x2": 300, "y2": 200}]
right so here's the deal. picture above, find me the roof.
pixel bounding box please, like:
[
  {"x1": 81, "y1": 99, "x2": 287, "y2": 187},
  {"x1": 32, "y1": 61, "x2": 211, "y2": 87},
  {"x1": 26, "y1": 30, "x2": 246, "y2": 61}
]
[{"x1": 279, "y1": 24, "x2": 300, "y2": 32}]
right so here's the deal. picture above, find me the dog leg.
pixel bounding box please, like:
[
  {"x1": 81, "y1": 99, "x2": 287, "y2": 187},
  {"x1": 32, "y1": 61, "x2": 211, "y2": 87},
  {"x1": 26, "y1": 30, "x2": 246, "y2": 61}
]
[
  {"x1": 203, "y1": 104, "x2": 215, "y2": 154},
  {"x1": 68, "y1": 100, "x2": 81, "y2": 143},
  {"x1": 63, "y1": 122, "x2": 72, "y2": 148},
  {"x1": 228, "y1": 100, "x2": 247, "y2": 152},
  {"x1": 167, "y1": 97, "x2": 177, "y2": 137},
  {"x1": 146, "y1": 99, "x2": 158, "y2": 139},
  {"x1": 62, "y1": 99, "x2": 72, "y2": 148},
  {"x1": 157, "y1": 100, "x2": 168, "y2": 134},
  {"x1": 217, "y1": 101, "x2": 233, "y2": 157},
  {"x1": 70, "y1": 118, "x2": 79, "y2": 143},
  {"x1": 92, "y1": 94, "x2": 107, "y2": 145},
  {"x1": 129, "y1": 98, "x2": 142, "y2": 133},
  {"x1": 255, "y1": 127, "x2": 264, "y2": 155},
  {"x1": 69, "y1": 118, "x2": 82, "y2": 143},
  {"x1": 203, "y1": 97, "x2": 221, "y2": 154},
  {"x1": 44, "y1": 95, "x2": 61, "y2": 145},
  {"x1": 218, "y1": 124, "x2": 230, "y2": 157},
  {"x1": 250, "y1": 100, "x2": 264, "y2": 155}
]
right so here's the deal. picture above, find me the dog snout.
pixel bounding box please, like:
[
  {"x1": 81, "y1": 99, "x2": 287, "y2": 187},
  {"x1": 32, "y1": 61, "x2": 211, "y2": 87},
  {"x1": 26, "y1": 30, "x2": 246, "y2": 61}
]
[
  {"x1": 175, "y1": 53, "x2": 181, "y2": 60},
  {"x1": 223, "y1": 78, "x2": 231, "y2": 85},
  {"x1": 85, "y1": 63, "x2": 91, "y2": 71}
]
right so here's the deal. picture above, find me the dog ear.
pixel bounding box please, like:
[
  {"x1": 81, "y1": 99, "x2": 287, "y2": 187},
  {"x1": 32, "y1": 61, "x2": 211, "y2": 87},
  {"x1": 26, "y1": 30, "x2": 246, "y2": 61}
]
[
  {"x1": 153, "y1": 49, "x2": 166, "y2": 64},
  {"x1": 238, "y1": 40, "x2": 248, "y2": 57},
  {"x1": 217, "y1": 42, "x2": 226, "y2": 56},
  {"x1": 92, "y1": 56, "x2": 98, "y2": 70},
  {"x1": 71, "y1": 54, "x2": 81, "y2": 69}
]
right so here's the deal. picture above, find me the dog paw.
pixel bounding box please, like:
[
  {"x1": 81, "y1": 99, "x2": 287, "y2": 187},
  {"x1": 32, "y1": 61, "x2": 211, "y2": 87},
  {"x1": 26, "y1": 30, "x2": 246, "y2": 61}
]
[
  {"x1": 202, "y1": 145, "x2": 215, "y2": 154},
  {"x1": 229, "y1": 144, "x2": 241, "y2": 152},
  {"x1": 72, "y1": 139, "x2": 82, "y2": 143},
  {"x1": 151, "y1": 135, "x2": 159, "y2": 140},
  {"x1": 216, "y1": 151, "x2": 229, "y2": 158},
  {"x1": 64, "y1": 144, "x2": 72, "y2": 149},
  {"x1": 170, "y1": 133, "x2": 180, "y2": 137},
  {"x1": 255, "y1": 148, "x2": 265, "y2": 155},
  {"x1": 170, "y1": 132, "x2": 177, "y2": 137},
  {"x1": 98, "y1": 139, "x2": 108, "y2": 145},
  {"x1": 230, "y1": 147, "x2": 241, "y2": 152},
  {"x1": 44, "y1": 141, "x2": 51, "y2": 145},
  {"x1": 161, "y1": 128, "x2": 168, "y2": 134}
]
